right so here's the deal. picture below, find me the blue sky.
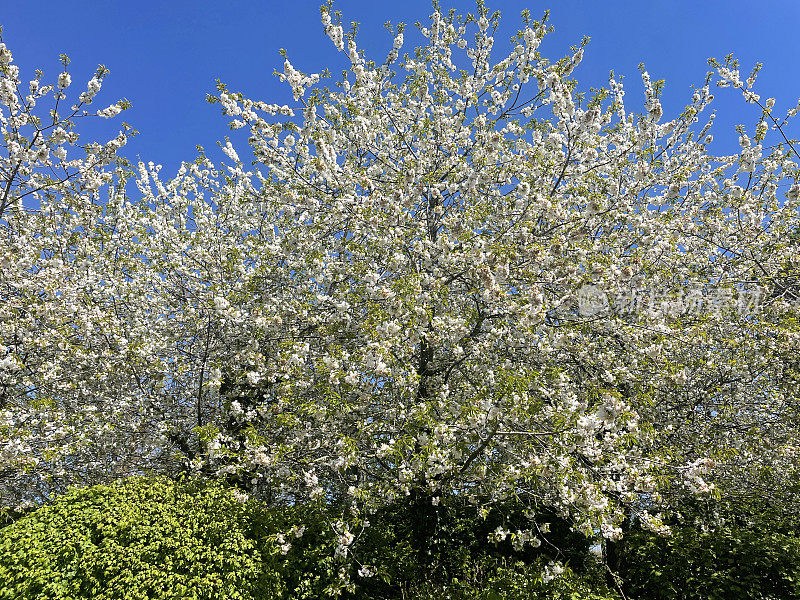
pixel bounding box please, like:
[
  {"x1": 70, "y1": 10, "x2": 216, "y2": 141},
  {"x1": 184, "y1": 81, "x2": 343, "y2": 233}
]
[{"x1": 3, "y1": 0, "x2": 799, "y2": 174}]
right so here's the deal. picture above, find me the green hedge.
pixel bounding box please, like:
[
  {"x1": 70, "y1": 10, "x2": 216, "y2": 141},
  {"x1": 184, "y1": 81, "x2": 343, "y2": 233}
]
[
  {"x1": 616, "y1": 498, "x2": 800, "y2": 600},
  {"x1": 0, "y1": 478, "x2": 622, "y2": 600},
  {"x1": 406, "y1": 561, "x2": 620, "y2": 600},
  {"x1": 0, "y1": 477, "x2": 283, "y2": 599},
  {"x1": 13, "y1": 476, "x2": 799, "y2": 600},
  {"x1": 350, "y1": 492, "x2": 617, "y2": 600}
]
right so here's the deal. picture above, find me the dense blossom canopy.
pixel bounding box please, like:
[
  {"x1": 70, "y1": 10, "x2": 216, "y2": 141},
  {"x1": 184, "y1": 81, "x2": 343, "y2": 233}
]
[{"x1": 1, "y1": 2, "x2": 799, "y2": 577}]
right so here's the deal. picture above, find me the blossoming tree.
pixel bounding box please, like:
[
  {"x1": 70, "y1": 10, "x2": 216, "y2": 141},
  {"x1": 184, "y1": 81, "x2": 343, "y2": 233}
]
[{"x1": 1, "y1": 1, "x2": 799, "y2": 579}]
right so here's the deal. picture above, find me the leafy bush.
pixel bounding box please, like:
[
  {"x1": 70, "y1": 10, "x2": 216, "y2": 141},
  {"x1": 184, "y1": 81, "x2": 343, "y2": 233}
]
[
  {"x1": 252, "y1": 501, "x2": 343, "y2": 599},
  {"x1": 0, "y1": 476, "x2": 283, "y2": 599},
  {"x1": 405, "y1": 559, "x2": 620, "y2": 600},
  {"x1": 26, "y1": 476, "x2": 798, "y2": 600},
  {"x1": 615, "y1": 497, "x2": 800, "y2": 600},
  {"x1": 347, "y1": 493, "x2": 616, "y2": 600}
]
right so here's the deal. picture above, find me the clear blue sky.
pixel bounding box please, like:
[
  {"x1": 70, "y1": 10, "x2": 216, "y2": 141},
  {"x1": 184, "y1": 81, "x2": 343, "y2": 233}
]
[{"x1": 3, "y1": 0, "x2": 799, "y2": 174}]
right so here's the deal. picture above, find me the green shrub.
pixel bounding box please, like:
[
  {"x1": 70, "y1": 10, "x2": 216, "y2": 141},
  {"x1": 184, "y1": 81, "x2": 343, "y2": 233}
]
[
  {"x1": 6, "y1": 476, "x2": 800, "y2": 600},
  {"x1": 253, "y1": 501, "x2": 343, "y2": 599},
  {"x1": 347, "y1": 493, "x2": 616, "y2": 600},
  {"x1": 406, "y1": 558, "x2": 621, "y2": 600},
  {"x1": 0, "y1": 476, "x2": 283, "y2": 600},
  {"x1": 616, "y1": 498, "x2": 800, "y2": 600}
]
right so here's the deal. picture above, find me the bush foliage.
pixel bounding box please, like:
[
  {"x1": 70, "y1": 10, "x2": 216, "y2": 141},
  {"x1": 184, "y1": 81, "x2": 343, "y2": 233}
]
[
  {"x1": 2, "y1": 477, "x2": 800, "y2": 599},
  {"x1": 0, "y1": 477, "x2": 282, "y2": 599},
  {"x1": 0, "y1": 477, "x2": 621, "y2": 599},
  {"x1": 615, "y1": 497, "x2": 800, "y2": 600}
]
